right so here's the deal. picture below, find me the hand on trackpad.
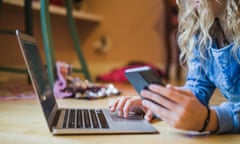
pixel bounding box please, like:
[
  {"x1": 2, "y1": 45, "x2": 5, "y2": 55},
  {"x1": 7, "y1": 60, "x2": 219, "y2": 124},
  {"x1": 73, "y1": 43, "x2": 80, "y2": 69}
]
[
  {"x1": 110, "y1": 112, "x2": 144, "y2": 121},
  {"x1": 127, "y1": 112, "x2": 144, "y2": 120}
]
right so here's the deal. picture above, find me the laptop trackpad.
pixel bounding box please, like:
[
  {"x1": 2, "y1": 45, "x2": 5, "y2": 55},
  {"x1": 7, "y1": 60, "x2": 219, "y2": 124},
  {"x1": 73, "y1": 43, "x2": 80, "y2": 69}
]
[{"x1": 110, "y1": 112, "x2": 144, "y2": 121}]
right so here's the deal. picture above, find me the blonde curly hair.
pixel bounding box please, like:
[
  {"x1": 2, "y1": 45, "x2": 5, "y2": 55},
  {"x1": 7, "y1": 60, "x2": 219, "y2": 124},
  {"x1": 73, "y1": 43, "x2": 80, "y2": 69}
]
[{"x1": 176, "y1": 0, "x2": 240, "y2": 64}]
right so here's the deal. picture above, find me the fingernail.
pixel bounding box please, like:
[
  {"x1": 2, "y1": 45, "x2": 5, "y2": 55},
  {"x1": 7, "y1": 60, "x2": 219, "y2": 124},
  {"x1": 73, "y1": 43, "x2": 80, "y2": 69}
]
[
  {"x1": 142, "y1": 100, "x2": 147, "y2": 105},
  {"x1": 140, "y1": 90, "x2": 145, "y2": 96},
  {"x1": 149, "y1": 85, "x2": 157, "y2": 90},
  {"x1": 118, "y1": 111, "x2": 122, "y2": 117},
  {"x1": 109, "y1": 106, "x2": 114, "y2": 111},
  {"x1": 144, "y1": 115, "x2": 150, "y2": 122},
  {"x1": 166, "y1": 84, "x2": 172, "y2": 88}
]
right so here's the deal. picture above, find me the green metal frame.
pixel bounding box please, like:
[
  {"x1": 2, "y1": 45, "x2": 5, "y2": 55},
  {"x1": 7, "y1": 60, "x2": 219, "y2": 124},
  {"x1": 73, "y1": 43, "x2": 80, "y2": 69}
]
[
  {"x1": 65, "y1": 0, "x2": 91, "y2": 81},
  {"x1": 40, "y1": 0, "x2": 56, "y2": 86},
  {"x1": 40, "y1": 0, "x2": 92, "y2": 86}
]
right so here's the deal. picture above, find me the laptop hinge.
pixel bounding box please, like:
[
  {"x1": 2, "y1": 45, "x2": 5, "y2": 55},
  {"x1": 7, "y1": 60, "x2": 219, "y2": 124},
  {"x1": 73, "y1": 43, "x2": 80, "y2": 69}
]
[
  {"x1": 47, "y1": 104, "x2": 60, "y2": 132},
  {"x1": 51, "y1": 109, "x2": 61, "y2": 129}
]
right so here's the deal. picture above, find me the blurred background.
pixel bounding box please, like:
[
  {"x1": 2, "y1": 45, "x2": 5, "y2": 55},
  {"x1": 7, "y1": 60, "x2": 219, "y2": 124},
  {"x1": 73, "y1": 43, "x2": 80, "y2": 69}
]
[{"x1": 0, "y1": 0, "x2": 183, "y2": 84}]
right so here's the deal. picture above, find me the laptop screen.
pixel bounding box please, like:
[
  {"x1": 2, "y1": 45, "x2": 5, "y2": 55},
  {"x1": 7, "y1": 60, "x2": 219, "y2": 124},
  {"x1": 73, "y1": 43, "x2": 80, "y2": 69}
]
[
  {"x1": 16, "y1": 31, "x2": 57, "y2": 127},
  {"x1": 23, "y1": 41, "x2": 56, "y2": 117}
]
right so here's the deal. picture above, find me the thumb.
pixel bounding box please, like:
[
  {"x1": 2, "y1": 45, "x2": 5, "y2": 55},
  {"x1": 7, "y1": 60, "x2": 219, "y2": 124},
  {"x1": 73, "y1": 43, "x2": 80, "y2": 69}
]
[
  {"x1": 166, "y1": 84, "x2": 193, "y2": 97},
  {"x1": 144, "y1": 110, "x2": 154, "y2": 122}
]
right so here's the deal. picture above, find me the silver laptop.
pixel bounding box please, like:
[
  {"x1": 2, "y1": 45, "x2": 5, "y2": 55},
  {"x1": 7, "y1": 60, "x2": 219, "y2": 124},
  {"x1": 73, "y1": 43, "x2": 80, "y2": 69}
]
[{"x1": 16, "y1": 30, "x2": 158, "y2": 135}]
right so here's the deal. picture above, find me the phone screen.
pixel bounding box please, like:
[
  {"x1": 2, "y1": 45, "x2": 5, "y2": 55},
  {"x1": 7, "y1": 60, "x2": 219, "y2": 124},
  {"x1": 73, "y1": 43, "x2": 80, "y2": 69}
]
[{"x1": 125, "y1": 66, "x2": 165, "y2": 95}]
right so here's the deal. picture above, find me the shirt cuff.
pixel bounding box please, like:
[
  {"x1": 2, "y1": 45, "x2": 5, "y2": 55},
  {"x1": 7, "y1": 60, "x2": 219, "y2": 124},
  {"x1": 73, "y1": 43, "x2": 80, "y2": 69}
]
[{"x1": 212, "y1": 105, "x2": 234, "y2": 134}]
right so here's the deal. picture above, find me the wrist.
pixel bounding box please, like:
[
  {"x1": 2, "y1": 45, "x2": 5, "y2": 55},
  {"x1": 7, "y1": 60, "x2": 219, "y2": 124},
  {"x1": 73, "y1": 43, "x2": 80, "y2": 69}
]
[
  {"x1": 199, "y1": 107, "x2": 218, "y2": 133},
  {"x1": 207, "y1": 109, "x2": 219, "y2": 133},
  {"x1": 199, "y1": 106, "x2": 210, "y2": 132}
]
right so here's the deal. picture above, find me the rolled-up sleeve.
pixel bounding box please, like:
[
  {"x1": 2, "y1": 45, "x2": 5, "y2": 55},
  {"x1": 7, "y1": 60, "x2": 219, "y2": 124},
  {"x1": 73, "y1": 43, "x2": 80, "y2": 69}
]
[
  {"x1": 182, "y1": 51, "x2": 216, "y2": 106},
  {"x1": 182, "y1": 50, "x2": 240, "y2": 133},
  {"x1": 212, "y1": 103, "x2": 234, "y2": 133},
  {"x1": 215, "y1": 102, "x2": 240, "y2": 133}
]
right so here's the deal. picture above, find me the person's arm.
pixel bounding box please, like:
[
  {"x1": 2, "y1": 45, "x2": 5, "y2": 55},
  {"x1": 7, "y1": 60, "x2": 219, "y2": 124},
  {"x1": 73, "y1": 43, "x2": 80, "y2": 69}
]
[
  {"x1": 182, "y1": 49, "x2": 218, "y2": 132},
  {"x1": 212, "y1": 102, "x2": 240, "y2": 133},
  {"x1": 182, "y1": 49, "x2": 216, "y2": 106},
  {"x1": 182, "y1": 49, "x2": 240, "y2": 133}
]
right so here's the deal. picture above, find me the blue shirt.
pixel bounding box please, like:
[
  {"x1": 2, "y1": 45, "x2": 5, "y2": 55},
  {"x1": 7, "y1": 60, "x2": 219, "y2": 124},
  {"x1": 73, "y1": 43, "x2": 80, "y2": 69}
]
[{"x1": 183, "y1": 41, "x2": 240, "y2": 133}]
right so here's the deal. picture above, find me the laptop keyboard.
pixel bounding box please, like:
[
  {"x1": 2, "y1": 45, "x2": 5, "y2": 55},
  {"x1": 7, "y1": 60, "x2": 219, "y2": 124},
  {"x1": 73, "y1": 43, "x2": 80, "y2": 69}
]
[{"x1": 62, "y1": 109, "x2": 109, "y2": 129}]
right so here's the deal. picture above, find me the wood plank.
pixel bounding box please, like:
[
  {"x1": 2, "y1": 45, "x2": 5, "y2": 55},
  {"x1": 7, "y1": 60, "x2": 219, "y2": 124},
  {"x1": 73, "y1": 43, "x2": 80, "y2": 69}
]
[{"x1": 3, "y1": 0, "x2": 102, "y2": 22}]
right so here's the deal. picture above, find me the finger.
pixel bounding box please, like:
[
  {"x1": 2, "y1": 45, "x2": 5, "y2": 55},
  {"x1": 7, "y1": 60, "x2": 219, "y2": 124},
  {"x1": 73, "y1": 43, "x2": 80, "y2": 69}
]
[
  {"x1": 166, "y1": 84, "x2": 193, "y2": 97},
  {"x1": 123, "y1": 97, "x2": 142, "y2": 117},
  {"x1": 148, "y1": 84, "x2": 187, "y2": 104},
  {"x1": 109, "y1": 97, "x2": 121, "y2": 112},
  {"x1": 116, "y1": 97, "x2": 132, "y2": 116},
  {"x1": 109, "y1": 97, "x2": 130, "y2": 112},
  {"x1": 142, "y1": 99, "x2": 175, "y2": 123},
  {"x1": 144, "y1": 110, "x2": 154, "y2": 122},
  {"x1": 141, "y1": 90, "x2": 178, "y2": 111}
]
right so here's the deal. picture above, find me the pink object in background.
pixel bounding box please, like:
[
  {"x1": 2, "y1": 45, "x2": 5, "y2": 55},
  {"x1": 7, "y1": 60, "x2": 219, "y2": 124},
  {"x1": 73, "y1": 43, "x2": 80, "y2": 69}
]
[
  {"x1": 53, "y1": 61, "x2": 121, "y2": 99},
  {"x1": 96, "y1": 61, "x2": 165, "y2": 83}
]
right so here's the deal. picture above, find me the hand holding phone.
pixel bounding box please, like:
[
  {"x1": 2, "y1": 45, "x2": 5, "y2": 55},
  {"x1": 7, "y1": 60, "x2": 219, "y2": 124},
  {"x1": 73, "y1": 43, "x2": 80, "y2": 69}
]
[
  {"x1": 125, "y1": 66, "x2": 165, "y2": 97},
  {"x1": 125, "y1": 66, "x2": 165, "y2": 120}
]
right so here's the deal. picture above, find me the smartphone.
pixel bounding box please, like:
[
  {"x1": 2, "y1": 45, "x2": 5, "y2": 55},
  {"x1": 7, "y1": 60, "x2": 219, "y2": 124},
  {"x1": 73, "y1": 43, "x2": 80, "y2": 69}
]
[{"x1": 125, "y1": 66, "x2": 165, "y2": 97}]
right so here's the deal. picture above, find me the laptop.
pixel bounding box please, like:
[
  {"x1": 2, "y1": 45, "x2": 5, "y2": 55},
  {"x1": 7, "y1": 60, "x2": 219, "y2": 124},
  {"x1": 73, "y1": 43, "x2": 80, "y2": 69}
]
[{"x1": 16, "y1": 30, "x2": 158, "y2": 135}]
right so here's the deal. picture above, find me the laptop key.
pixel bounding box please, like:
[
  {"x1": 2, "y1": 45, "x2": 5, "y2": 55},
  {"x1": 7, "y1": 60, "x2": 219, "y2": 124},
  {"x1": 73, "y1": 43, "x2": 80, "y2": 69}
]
[
  {"x1": 96, "y1": 110, "x2": 109, "y2": 128},
  {"x1": 83, "y1": 110, "x2": 91, "y2": 128},
  {"x1": 76, "y1": 110, "x2": 83, "y2": 128},
  {"x1": 90, "y1": 110, "x2": 99, "y2": 128},
  {"x1": 68, "y1": 109, "x2": 76, "y2": 128},
  {"x1": 63, "y1": 109, "x2": 69, "y2": 128},
  {"x1": 63, "y1": 109, "x2": 108, "y2": 129}
]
